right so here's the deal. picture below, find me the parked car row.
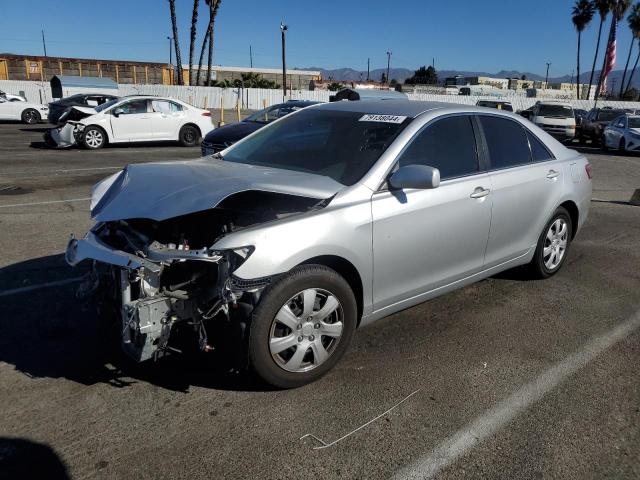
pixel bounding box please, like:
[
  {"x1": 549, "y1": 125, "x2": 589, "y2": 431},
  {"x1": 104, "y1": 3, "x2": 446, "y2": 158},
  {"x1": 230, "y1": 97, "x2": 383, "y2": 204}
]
[{"x1": 0, "y1": 95, "x2": 48, "y2": 124}]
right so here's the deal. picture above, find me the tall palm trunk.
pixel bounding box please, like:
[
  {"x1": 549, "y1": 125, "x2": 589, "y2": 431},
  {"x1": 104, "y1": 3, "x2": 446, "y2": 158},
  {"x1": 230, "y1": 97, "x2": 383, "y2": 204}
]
[
  {"x1": 206, "y1": 0, "x2": 221, "y2": 86},
  {"x1": 168, "y1": 0, "x2": 184, "y2": 85},
  {"x1": 576, "y1": 30, "x2": 582, "y2": 99},
  {"x1": 619, "y1": 38, "x2": 634, "y2": 97},
  {"x1": 624, "y1": 40, "x2": 640, "y2": 96},
  {"x1": 188, "y1": 0, "x2": 199, "y2": 86},
  {"x1": 196, "y1": 25, "x2": 211, "y2": 86},
  {"x1": 588, "y1": 18, "x2": 605, "y2": 100}
]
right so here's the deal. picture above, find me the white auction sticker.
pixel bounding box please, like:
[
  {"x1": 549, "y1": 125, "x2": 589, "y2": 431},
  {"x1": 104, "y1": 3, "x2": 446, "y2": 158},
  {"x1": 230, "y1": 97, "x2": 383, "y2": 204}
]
[{"x1": 358, "y1": 114, "x2": 407, "y2": 124}]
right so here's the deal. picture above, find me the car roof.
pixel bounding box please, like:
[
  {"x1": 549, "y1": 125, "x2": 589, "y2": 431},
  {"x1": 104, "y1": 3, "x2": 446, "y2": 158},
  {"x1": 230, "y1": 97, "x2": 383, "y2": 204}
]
[{"x1": 313, "y1": 99, "x2": 526, "y2": 118}]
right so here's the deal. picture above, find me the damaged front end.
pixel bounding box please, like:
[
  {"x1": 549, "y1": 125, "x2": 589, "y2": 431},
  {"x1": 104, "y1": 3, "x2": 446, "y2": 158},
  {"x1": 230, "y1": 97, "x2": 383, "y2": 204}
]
[
  {"x1": 65, "y1": 191, "x2": 322, "y2": 363},
  {"x1": 44, "y1": 107, "x2": 95, "y2": 148}
]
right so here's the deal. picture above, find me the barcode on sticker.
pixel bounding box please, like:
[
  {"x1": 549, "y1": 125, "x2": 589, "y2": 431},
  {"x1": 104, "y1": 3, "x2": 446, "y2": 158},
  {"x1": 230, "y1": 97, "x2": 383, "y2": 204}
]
[{"x1": 359, "y1": 114, "x2": 407, "y2": 124}]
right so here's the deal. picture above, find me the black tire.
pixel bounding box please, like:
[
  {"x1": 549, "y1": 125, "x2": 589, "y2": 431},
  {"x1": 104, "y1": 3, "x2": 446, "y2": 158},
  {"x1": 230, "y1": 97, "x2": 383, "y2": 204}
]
[
  {"x1": 81, "y1": 126, "x2": 106, "y2": 150},
  {"x1": 619, "y1": 137, "x2": 626, "y2": 153},
  {"x1": 21, "y1": 108, "x2": 40, "y2": 125},
  {"x1": 179, "y1": 124, "x2": 200, "y2": 147},
  {"x1": 525, "y1": 207, "x2": 572, "y2": 279},
  {"x1": 43, "y1": 130, "x2": 56, "y2": 148},
  {"x1": 248, "y1": 265, "x2": 357, "y2": 388},
  {"x1": 601, "y1": 135, "x2": 609, "y2": 151}
]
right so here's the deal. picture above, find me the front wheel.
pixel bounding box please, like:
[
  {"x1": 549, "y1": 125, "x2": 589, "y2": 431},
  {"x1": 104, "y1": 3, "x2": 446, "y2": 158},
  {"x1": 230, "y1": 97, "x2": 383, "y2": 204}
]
[
  {"x1": 525, "y1": 207, "x2": 572, "y2": 279},
  {"x1": 248, "y1": 265, "x2": 357, "y2": 388},
  {"x1": 81, "y1": 126, "x2": 106, "y2": 149},
  {"x1": 21, "y1": 108, "x2": 40, "y2": 124},
  {"x1": 619, "y1": 137, "x2": 626, "y2": 153},
  {"x1": 601, "y1": 135, "x2": 609, "y2": 151},
  {"x1": 179, "y1": 125, "x2": 200, "y2": 147}
]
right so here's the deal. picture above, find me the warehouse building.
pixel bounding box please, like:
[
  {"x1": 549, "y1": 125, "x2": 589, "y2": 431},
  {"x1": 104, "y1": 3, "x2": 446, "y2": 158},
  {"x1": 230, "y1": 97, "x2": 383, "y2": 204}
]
[
  {"x1": 0, "y1": 53, "x2": 173, "y2": 84},
  {"x1": 183, "y1": 65, "x2": 322, "y2": 89}
]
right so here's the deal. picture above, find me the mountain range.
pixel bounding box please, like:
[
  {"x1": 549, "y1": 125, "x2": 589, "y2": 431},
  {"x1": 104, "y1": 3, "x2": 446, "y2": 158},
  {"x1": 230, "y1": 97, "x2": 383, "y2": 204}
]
[{"x1": 308, "y1": 67, "x2": 640, "y2": 90}]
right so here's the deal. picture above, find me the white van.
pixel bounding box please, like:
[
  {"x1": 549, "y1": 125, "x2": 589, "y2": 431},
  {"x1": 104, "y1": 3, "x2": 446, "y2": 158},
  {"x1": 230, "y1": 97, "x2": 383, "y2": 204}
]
[{"x1": 529, "y1": 101, "x2": 576, "y2": 141}]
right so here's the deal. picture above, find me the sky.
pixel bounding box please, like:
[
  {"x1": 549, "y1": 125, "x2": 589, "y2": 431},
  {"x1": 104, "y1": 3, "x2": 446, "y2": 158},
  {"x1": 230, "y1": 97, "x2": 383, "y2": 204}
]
[{"x1": 1, "y1": 0, "x2": 637, "y2": 77}]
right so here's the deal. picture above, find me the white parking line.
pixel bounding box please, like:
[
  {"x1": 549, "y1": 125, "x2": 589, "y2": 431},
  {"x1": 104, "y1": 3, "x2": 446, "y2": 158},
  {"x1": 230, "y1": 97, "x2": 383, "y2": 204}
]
[
  {"x1": 0, "y1": 197, "x2": 90, "y2": 209},
  {"x1": 0, "y1": 276, "x2": 84, "y2": 298},
  {"x1": 394, "y1": 309, "x2": 640, "y2": 480}
]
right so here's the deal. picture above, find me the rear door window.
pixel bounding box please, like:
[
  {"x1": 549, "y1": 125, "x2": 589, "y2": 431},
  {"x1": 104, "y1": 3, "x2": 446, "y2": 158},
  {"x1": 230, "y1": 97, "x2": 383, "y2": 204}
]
[
  {"x1": 398, "y1": 115, "x2": 479, "y2": 180},
  {"x1": 479, "y1": 116, "x2": 532, "y2": 169},
  {"x1": 526, "y1": 131, "x2": 554, "y2": 162}
]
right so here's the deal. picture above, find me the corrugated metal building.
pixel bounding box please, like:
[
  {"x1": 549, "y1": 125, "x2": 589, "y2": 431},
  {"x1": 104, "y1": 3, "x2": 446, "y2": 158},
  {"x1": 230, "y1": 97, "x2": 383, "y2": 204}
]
[{"x1": 0, "y1": 53, "x2": 173, "y2": 84}]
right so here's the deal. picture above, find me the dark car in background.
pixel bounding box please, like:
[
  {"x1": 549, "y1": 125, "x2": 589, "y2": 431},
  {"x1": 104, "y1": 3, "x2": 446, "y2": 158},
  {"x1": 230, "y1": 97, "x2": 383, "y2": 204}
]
[
  {"x1": 48, "y1": 94, "x2": 119, "y2": 124},
  {"x1": 476, "y1": 100, "x2": 513, "y2": 111},
  {"x1": 201, "y1": 100, "x2": 318, "y2": 156},
  {"x1": 574, "y1": 108, "x2": 588, "y2": 140},
  {"x1": 580, "y1": 108, "x2": 627, "y2": 144}
]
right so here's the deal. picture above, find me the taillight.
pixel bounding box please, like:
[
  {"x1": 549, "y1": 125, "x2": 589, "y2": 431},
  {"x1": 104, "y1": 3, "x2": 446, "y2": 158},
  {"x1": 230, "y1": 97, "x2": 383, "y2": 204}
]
[
  {"x1": 585, "y1": 163, "x2": 593, "y2": 180},
  {"x1": 202, "y1": 111, "x2": 211, "y2": 117}
]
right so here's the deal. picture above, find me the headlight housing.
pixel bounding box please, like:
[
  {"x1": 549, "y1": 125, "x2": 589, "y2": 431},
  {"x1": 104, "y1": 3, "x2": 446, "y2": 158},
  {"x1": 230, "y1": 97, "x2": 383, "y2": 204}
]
[{"x1": 228, "y1": 246, "x2": 255, "y2": 271}]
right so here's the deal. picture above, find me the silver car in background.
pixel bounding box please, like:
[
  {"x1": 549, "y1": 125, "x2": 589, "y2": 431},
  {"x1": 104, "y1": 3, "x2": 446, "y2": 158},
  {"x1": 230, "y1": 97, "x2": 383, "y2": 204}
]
[{"x1": 65, "y1": 100, "x2": 592, "y2": 388}]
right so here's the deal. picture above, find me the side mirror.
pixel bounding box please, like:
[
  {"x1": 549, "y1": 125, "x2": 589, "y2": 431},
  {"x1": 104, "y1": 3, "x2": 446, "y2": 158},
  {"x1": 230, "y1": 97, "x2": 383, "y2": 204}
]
[
  {"x1": 112, "y1": 108, "x2": 124, "y2": 117},
  {"x1": 389, "y1": 164, "x2": 440, "y2": 190}
]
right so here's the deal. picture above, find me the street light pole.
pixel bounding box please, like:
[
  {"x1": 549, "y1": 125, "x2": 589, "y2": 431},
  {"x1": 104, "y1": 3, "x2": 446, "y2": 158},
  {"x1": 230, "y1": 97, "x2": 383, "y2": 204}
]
[
  {"x1": 545, "y1": 62, "x2": 551, "y2": 89},
  {"x1": 167, "y1": 36, "x2": 173, "y2": 85},
  {"x1": 386, "y1": 51, "x2": 392, "y2": 85},
  {"x1": 280, "y1": 22, "x2": 288, "y2": 101}
]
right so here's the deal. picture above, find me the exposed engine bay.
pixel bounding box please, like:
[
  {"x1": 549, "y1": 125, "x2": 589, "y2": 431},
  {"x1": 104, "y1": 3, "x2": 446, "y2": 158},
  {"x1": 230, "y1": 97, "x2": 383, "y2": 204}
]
[{"x1": 67, "y1": 191, "x2": 324, "y2": 364}]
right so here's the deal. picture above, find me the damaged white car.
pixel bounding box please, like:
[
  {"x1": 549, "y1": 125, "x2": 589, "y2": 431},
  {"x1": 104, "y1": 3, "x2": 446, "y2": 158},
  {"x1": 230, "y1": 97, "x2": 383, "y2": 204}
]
[
  {"x1": 45, "y1": 95, "x2": 214, "y2": 149},
  {"x1": 66, "y1": 100, "x2": 592, "y2": 388}
]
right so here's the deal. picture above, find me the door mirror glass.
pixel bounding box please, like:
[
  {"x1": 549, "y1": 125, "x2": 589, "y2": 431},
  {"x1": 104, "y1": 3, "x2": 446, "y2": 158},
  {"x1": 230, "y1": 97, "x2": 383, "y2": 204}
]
[
  {"x1": 389, "y1": 164, "x2": 440, "y2": 190},
  {"x1": 112, "y1": 107, "x2": 124, "y2": 117}
]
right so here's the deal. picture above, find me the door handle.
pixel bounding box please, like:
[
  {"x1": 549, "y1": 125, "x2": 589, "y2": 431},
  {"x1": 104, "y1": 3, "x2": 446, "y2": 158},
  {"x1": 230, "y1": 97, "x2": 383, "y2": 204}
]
[
  {"x1": 546, "y1": 169, "x2": 560, "y2": 179},
  {"x1": 470, "y1": 187, "x2": 490, "y2": 199}
]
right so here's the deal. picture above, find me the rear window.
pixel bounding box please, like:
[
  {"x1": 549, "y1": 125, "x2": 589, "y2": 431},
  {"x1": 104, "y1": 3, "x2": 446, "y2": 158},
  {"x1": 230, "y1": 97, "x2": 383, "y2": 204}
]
[
  {"x1": 537, "y1": 104, "x2": 573, "y2": 118},
  {"x1": 597, "y1": 110, "x2": 625, "y2": 121},
  {"x1": 480, "y1": 116, "x2": 531, "y2": 169}
]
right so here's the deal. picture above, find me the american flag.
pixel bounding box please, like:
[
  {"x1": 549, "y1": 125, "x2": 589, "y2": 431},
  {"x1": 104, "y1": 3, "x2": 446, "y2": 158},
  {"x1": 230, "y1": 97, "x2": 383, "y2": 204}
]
[{"x1": 601, "y1": 17, "x2": 618, "y2": 94}]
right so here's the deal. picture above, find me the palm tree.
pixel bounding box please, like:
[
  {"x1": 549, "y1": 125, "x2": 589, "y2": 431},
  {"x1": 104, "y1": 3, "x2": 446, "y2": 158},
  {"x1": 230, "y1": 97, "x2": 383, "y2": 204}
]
[
  {"x1": 572, "y1": 0, "x2": 595, "y2": 99},
  {"x1": 168, "y1": 0, "x2": 184, "y2": 85},
  {"x1": 205, "y1": 0, "x2": 222, "y2": 86},
  {"x1": 195, "y1": 24, "x2": 211, "y2": 86},
  {"x1": 623, "y1": 3, "x2": 640, "y2": 95},
  {"x1": 588, "y1": 1, "x2": 614, "y2": 99},
  {"x1": 188, "y1": 0, "x2": 200, "y2": 86}
]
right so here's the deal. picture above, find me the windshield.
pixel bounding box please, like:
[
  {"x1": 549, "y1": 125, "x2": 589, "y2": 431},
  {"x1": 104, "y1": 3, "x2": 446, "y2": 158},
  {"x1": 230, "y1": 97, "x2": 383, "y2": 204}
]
[
  {"x1": 597, "y1": 110, "x2": 624, "y2": 121},
  {"x1": 628, "y1": 117, "x2": 640, "y2": 128},
  {"x1": 223, "y1": 109, "x2": 411, "y2": 186},
  {"x1": 95, "y1": 98, "x2": 120, "y2": 113},
  {"x1": 537, "y1": 104, "x2": 573, "y2": 118}
]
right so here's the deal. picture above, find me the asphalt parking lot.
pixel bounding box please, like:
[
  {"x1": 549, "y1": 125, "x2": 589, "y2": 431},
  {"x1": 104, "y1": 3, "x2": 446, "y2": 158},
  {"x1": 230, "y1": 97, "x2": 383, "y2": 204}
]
[{"x1": 1, "y1": 122, "x2": 639, "y2": 479}]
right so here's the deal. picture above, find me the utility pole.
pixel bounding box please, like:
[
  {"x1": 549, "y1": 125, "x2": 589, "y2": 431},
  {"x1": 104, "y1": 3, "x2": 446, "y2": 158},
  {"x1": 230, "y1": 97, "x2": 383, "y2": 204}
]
[
  {"x1": 41, "y1": 30, "x2": 47, "y2": 57},
  {"x1": 386, "y1": 51, "x2": 392, "y2": 86},
  {"x1": 250, "y1": 45, "x2": 253, "y2": 68},
  {"x1": 545, "y1": 62, "x2": 551, "y2": 89},
  {"x1": 432, "y1": 57, "x2": 435, "y2": 69},
  {"x1": 367, "y1": 58, "x2": 370, "y2": 82},
  {"x1": 280, "y1": 22, "x2": 288, "y2": 100},
  {"x1": 167, "y1": 36, "x2": 173, "y2": 65}
]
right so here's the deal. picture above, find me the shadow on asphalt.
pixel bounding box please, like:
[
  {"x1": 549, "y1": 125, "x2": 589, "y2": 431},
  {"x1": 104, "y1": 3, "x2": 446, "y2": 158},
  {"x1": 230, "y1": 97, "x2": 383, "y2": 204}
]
[
  {"x1": 0, "y1": 437, "x2": 70, "y2": 480},
  {"x1": 0, "y1": 254, "x2": 271, "y2": 393},
  {"x1": 27, "y1": 139, "x2": 199, "y2": 151}
]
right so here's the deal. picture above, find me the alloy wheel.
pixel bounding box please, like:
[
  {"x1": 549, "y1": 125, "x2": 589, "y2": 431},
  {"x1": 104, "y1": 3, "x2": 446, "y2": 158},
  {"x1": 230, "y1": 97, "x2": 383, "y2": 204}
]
[
  {"x1": 269, "y1": 288, "x2": 344, "y2": 373},
  {"x1": 85, "y1": 129, "x2": 103, "y2": 148},
  {"x1": 543, "y1": 218, "x2": 568, "y2": 270}
]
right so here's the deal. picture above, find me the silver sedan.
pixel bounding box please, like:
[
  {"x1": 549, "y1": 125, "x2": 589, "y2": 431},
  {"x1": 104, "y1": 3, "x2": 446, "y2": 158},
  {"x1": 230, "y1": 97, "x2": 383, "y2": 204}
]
[{"x1": 66, "y1": 100, "x2": 593, "y2": 388}]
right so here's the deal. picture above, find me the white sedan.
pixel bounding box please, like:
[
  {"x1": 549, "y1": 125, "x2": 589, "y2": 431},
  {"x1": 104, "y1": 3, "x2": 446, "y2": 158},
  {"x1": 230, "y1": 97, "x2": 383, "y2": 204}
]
[
  {"x1": 48, "y1": 95, "x2": 214, "y2": 149},
  {"x1": 0, "y1": 96, "x2": 48, "y2": 124},
  {"x1": 602, "y1": 114, "x2": 640, "y2": 152}
]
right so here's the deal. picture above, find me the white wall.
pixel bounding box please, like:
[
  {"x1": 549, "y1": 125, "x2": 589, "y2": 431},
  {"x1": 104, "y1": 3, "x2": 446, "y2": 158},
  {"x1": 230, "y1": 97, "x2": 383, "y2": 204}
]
[{"x1": 2, "y1": 78, "x2": 640, "y2": 111}]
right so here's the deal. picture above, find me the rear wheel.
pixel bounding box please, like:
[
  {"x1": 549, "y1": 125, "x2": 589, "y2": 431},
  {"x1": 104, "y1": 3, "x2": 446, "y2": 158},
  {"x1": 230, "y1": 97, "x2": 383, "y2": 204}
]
[
  {"x1": 601, "y1": 135, "x2": 609, "y2": 151},
  {"x1": 179, "y1": 125, "x2": 200, "y2": 147},
  {"x1": 21, "y1": 108, "x2": 40, "y2": 124},
  {"x1": 525, "y1": 207, "x2": 572, "y2": 279},
  {"x1": 81, "y1": 126, "x2": 106, "y2": 149},
  {"x1": 248, "y1": 265, "x2": 357, "y2": 388}
]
